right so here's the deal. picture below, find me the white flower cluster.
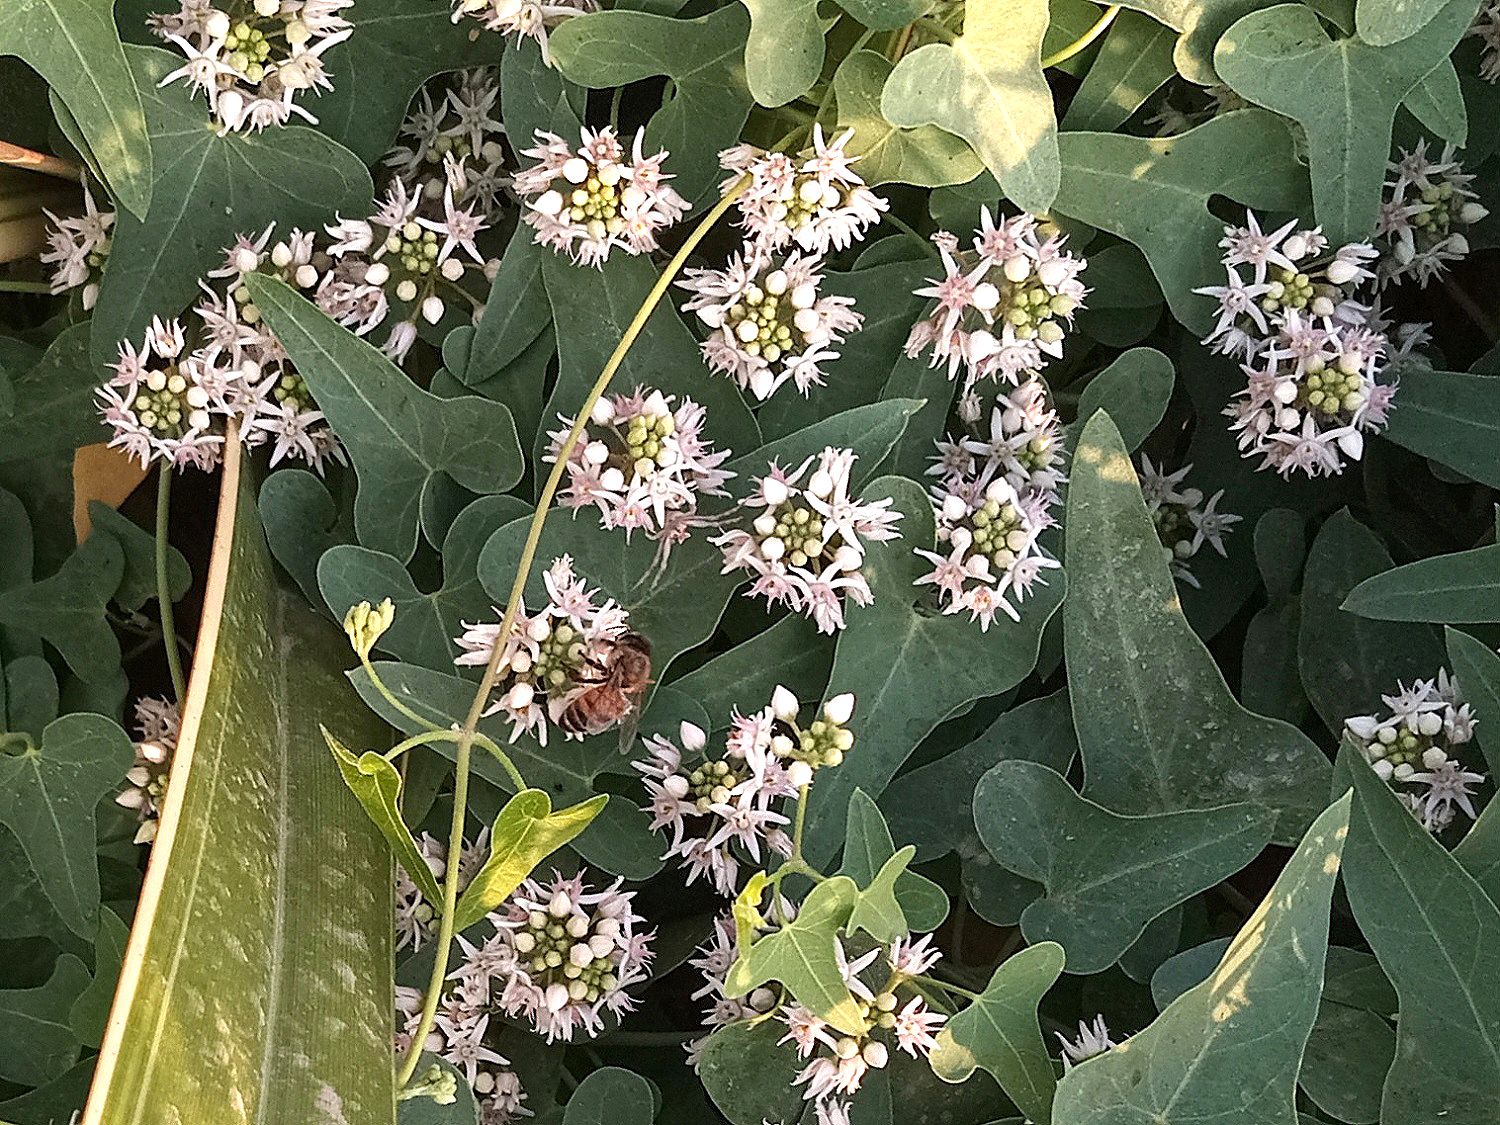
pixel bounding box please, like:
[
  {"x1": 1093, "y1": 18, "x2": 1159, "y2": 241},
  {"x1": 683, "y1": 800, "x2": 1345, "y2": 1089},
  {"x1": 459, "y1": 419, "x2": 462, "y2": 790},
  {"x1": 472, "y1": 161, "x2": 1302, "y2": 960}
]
[
  {"x1": 382, "y1": 69, "x2": 512, "y2": 223},
  {"x1": 1196, "y1": 211, "x2": 1397, "y2": 479},
  {"x1": 634, "y1": 687, "x2": 855, "y2": 895},
  {"x1": 1469, "y1": 1, "x2": 1500, "y2": 82},
  {"x1": 679, "y1": 250, "x2": 862, "y2": 402},
  {"x1": 904, "y1": 209, "x2": 1087, "y2": 393},
  {"x1": 719, "y1": 126, "x2": 888, "y2": 256},
  {"x1": 395, "y1": 831, "x2": 448, "y2": 953},
  {"x1": 1059, "y1": 1015, "x2": 1117, "y2": 1069},
  {"x1": 1345, "y1": 670, "x2": 1485, "y2": 833},
  {"x1": 97, "y1": 316, "x2": 230, "y2": 471},
  {"x1": 1377, "y1": 140, "x2": 1487, "y2": 289},
  {"x1": 455, "y1": 556, "x2": 631, "y2": 745},
  {"x1": 712, "y1": 448, "x2": 902, "y2": 634},
  {"x1": 1138, "y1": 456, "x2": 1240, "y2": 589},
  {"x1": 150, "y1": 0, "x2": 353, "y2": 132},
  {"x1": 547, "y1": 386, "x2": 733, "y2": 558},
  {"x1": 683, "y1": 913, "x2": 779, "y2": 1058},
  {"x1": 40, "y1": 186, "x2": 113, "y2": 310},
  {"x1": 450, "y1": 0, "x2": 596, "y2": 65},
  {"x1": 115, "y1": 697, "x2": 181, "y2": 846},
  {"x1": 929, "y1": 377, "x2": 1067, "y2": 518},
  {"x1": 512, "y1": 127, "x2": 688, "y2": 267}
]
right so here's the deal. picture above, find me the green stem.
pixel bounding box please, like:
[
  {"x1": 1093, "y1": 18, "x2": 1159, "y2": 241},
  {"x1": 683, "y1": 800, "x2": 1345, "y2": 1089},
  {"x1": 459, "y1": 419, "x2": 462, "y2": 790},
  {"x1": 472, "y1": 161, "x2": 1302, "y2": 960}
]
[
  {"x1": 1041, "y1": 4, "x2": 1120, "y2": 68},
  {"x1": 914, "y1": 16, "x2": 958, "y2": 44},
  {"x1": 383, "y1": 728, "x2": 526, "y2": 792},
  {"x1": 0, "y1": 279, "x2": 51, "y2": 293},
  {"x1": 360, "y1": 654, "x2": 444, "y2": 735},
  {"x1": 395, "y1": 176, "x2": 752, "y2": 1090},
  {"x1": 156, "y1": 468, "x2": 187, "y2": 703},
  {"x1": 910, "y1": 972, "x2": 980, "y2": 1001}
]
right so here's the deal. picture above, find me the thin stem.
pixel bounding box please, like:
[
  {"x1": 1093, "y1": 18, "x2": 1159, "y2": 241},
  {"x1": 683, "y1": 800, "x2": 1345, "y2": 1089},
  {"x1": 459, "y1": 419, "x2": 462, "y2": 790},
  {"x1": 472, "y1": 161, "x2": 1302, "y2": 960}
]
[
  {"x1": 395, "y1": 177, "x2": 752, "y2": 1089},
  {"x1": 914, "y1": 16, "x2": 958, "y2": 44},
  {"x1": 1444, "y1": 277, "x2": 1499, "y2": 341},
  {"x1": 791, "y1": 783, "x2": 811, "y2": 854},
  {"x1": 1041, "y1": 4, "x2": 1120, "y2": 68},
  {"x1": 383, "y1": 728, "x2": 527, "y2": 793},
  {"x1": 0, "y1": 279, "x2": 51, "y2": 293},
  {"x1": 361, "y1": 655, "x2": 444, "y2": 734},
  {"x1": 0, "y1": 141, "x2": 84, "y2": 184},
  {"x1": 887, "y1": 22, "x2": 916, "y2": 62},
  {"x1": 156, "y1": 469, "x2": 188, "y2": 703},
  {"x1": 909, "y1": 972, "x2": 980, "y2": 1001}
]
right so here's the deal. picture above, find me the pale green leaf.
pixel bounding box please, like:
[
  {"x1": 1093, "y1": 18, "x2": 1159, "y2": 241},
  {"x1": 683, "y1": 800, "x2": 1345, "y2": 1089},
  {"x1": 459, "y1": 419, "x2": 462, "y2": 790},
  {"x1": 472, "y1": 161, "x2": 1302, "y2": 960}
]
[
  {"x1": 1067, "y1": 347, "x2": 1175, "y2": 453},
  {"x1": 1111, "y1": 0, "x2": 1270, "y2": 84},
  {"x1": 1061, "y1": 11, "x2": 1178, "y2": 133},
  {"x1": 881, "y1": 0, "x2": 1059, "y2": 213},
  {"x1": 740, "y1": 0, "x2": 823, "y2": 107},
  {"x1": 836, "y1": 0, "x2": 932, "y2": 30},
  {"x1": 1343, "y1": 536, "x2": 1500, "y2": 624},
  {"x1": 326, "y1": 731, "x2": 443, "y2": 907},
  {"x1": 1404, "y1": 58, "x2": 1468, "y2": 144},
  {"x1": 1357, "y1": 0, "x2": 1451, "y2": 45},
  {"x1": 839, "y1": 788, "x2": 948, "y2": 934}
]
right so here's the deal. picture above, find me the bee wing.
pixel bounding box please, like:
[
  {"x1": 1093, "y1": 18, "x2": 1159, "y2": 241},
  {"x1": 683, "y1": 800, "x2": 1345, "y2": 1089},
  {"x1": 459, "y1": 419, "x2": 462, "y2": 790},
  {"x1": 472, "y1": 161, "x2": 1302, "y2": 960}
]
[{"x1": 615, "y1": 703, "x2": 644, "y2": 756}]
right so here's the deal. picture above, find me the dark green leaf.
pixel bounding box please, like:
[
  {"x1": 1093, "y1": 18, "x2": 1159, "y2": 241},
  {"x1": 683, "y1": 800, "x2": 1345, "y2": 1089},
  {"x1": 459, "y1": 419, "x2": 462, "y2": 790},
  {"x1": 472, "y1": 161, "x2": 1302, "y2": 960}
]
[
  {"x1": 1381, "y1": 366, "x2": 1500, "y2": 488},
  {"x1": 259, "y1": 468, "x2": 348, "y2": 606},
  {"x1": 0, "y1": 533, "x2": 123, "y2": 686},
  {"x1": 0, "y1": 953, "x2": 89, "y2": 1086},
  {"x1": 699, "y1": 1020, "x2": 803, "y2": 1125},
  {"x1": 839, "y1": 788, "x2": 948, "y2": 934},
  {"x1": 1068, "y1": 347, "x2": 1175, "y2": 453},
  {"x1": 1343, "y1": 538, "x2": 1500, "y2": 624},
  {"x1": 68, "y1": 906, "x2": 129, "y2": 1050},
  {"x1": 88, "y1": 501, "x2": 190, "y2": 613},
  {"x1": 563, "y1": 1066, "x2": 656, "y2": 1125},
  {"x1": 0, "y1": 324, "x2": 102, "y2": 463},
  {"x1": 1446, "y1": 627, "x2": 1500, "y2": 776}
]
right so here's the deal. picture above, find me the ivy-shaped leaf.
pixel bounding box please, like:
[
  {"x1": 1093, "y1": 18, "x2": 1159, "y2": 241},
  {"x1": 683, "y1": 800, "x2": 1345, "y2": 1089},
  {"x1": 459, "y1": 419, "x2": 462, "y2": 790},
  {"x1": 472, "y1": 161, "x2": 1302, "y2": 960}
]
[
  {"x1": 448, "y1": 229, "x2": 551, "y2": 388},
  {"x1": 319, "y1": 495, "x2": 529, "y2": 669},
  {"x1": 1053, "y1": 795, "x2": 1351, "y2": 1125},
  {"x1": 91, "y1": 46, "x2": 372, "y2": 363},
  {"x1": 0, "y1": 533, "x2": 124, "y2": 686},
  {"x1": 839, "y1": 788, "x2": 948, "y2": 934},
  {"x1": 1111, "y1": 0, "x2": 1270, "y2": 84},
  {"x1": 1053, "y1": 110, "x2": 1308, "y2": 334},
  {"x1": 453, "y1": 789, "x2": 607, "y2": 932},
  {"x1": 881, "y1": 0, "x2": 1059, "y2": 214},
  {"x1": 259, "y1": 468, "x2": 350, "y2": 606},
  {"x1": 725, "y1": 875, "x2": 867, "y2": 1034},
  {"x1": 845, "y1": 846, "x2": 916, "y2": 943},
  {"x1": 1065, "y1": 413, "x2": 1330, "y2": 842},
  {"x1": 1, "y1": 0, "x2": 151, "y2": 215},
  {"x1": 802, "y1": 475, "x2": 1065, "y2": 865},
  {"x1": 739, "y1": 0, "x2": 823, "y2": 107},
  {"x1": 0, "y1": 323, "x2": 103, "y2": 463},
  {"x1": 832, "y1": 50, "x2": 984, "y2": 189},
  {"x1": 836, "y1": 0, "x2": 932, "y2": 30},
  {"x1": 88, "y1": 501, "x2": 190, "y2": 613},
  {"x1": 0, "y1": 952, "x2": 91, "y2": 1087},
  {"x1": 1215, "y1": 0, "x2": 1479, "y2": 242},
  {"x1": 550, "y1": 6, "x2": 755, "y2": 204},
  {"x1": 1357, "y1": 0, "x2": 1452, "y2": 46},
  {"x1": 928, "y1": 941, "x2": 1065, "y2": 1125},
  {"x1": 1340, "y1": 744, "x2": 1500, "y2": 1123},
  {"x1": 326, "y1": 730, "x2": 443, "y2": 907},
  {"x1": 247, "y1": 273, "x2": 524, "y2": 563},
  {"x1": 665, "y1": 614, "x2": 834, "y2": 731},
  {"x1": 0, "y1": 713, "x2": 132, "y2": 937},
  {"x1": 1061, "y1": 11, "x2": 1178, "y2": 133},
  {"x1": 975, "y1": 761, "x2": 1275, "y2": 973}
]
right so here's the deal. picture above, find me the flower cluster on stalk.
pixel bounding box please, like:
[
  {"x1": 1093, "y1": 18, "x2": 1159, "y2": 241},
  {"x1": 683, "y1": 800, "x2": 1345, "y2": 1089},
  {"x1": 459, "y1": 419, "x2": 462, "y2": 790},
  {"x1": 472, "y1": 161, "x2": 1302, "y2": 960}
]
[
  {"x1": 1138, "y1": 456, "x2": 1240, "y2": 588},
  {"x1": 547, "y1": 386, "x2": 733, "y2": 558},
  {"x1": 512, "y1": 127, "x2": 688, "y2": 266},
  {"x1": 450, "y1": 0, "x2": 597, "y2": 65},
  {"x1": 382, "y1": 68, "x2": 512, "y2": 222},
  {"x1": 1196, "y1": 211, "x2": 1398, "y2": 478},
  {"x1": 904, "y1": 209, "x2": 1087, "y2": 392},
  {"x1": 115, "y1": 697, "x2": 181, "y2": 845},
  {"x1": 634, "y1": 688, "x2": 855, "y2": 895},
  {"x1": 1376, "y1": 140, "x2": 1487, "y2": 289},
  {"x1": 1469, "y1": 1, "x2": 1500, "y2": 82},
  {"x1": 712, "y1": 448, "x2": 902, "y2": 634},
  {"x1": 1345, "y1": 670, "x2": 1485, "y2": 833},
  {"x1": 455, "y1": 555, "x2": 632, "y2": 745},
  {"x1": 97, "y1": 316, "x2": 230, "y2": 471},
  {"x1": 150, "y1": 0, "x2": 353, "y2": 132},
  {"x1": 40, "y1": 186, "x2": 113, "y2": 310}
]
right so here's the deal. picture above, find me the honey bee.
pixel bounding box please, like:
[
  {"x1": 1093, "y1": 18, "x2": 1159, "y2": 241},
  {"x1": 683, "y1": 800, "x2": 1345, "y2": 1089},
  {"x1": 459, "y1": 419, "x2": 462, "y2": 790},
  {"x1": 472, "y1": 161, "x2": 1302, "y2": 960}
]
[{"x1": 559, "y1": 631, "x2": 653, "y2": 737}]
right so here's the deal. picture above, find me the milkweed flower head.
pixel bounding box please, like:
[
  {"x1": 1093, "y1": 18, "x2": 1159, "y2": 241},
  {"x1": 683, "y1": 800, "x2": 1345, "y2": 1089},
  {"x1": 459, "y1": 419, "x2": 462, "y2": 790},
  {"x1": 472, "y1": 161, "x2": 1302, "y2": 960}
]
[
  {"x1": 918, "y1": 472, "x2": 1059, "y2": 632},
  {"x1": 547, "y1": 386, "x2": 733, "y2": 557},
  {"x1": 40, "y1": 185, "x2": 114, "y2": 309},
  {"x1": 718, "y1": 126, "x2": 888, "y2": 255},
  {"x1": 96, "y1": 316, "x2": 228, "y2": 471},
  {"x1": 382, "y1": 69, "x2": 511, "y2": 221},
  {"x1": 513, "y1": 127, "x2": 688, "y2": 266},
  {"x1": 150, "y1": 0, "x2": 354, "y2": 133},
  {"x1": 634, "y1": 688, "x2": 855, "y2": 894},
  {"x1": 450, "y1": 0, "x2": 597, "y2": 66},
  {"x1": 712, "y1": 448, "x2": 902, "y2": 634},
  {"x1": 1195, "y1": 210, "x2": 1397, "y2": 479},
  {"x1": 1376, "y1": 140, "x2": 1487, "y2": 289},
  {"x1": 454, "y1": 556, "x2": 632, "y2": 745},
  {"x1": 679, "y1": 250, "x2": 863, "y2": 402},
  {"x1": 904, "y1": 209, "x2": 1087, "y2": 393},
  {"x1": 1059, "y1": 1015, "x2": 1117, "y2": 1068},
  {"x1": 1138, "y1": 456, "x2": 1240, "y2": 588},
  {"x1": 481, "y1": 869, "x2": 653, "y2": 1042},
  {"x1": 1467, "y1": 1, "x2": 1500, "y2": 82},
  {"x1": 115, "y1": 697, "x2": 181, "y2": 846},
  {"x1": 1345, "y1": 669, "x2": 1484, "y2": 834},
  {"x1": 928, "y1": 377, "x2": 1067, "y2": 521}
]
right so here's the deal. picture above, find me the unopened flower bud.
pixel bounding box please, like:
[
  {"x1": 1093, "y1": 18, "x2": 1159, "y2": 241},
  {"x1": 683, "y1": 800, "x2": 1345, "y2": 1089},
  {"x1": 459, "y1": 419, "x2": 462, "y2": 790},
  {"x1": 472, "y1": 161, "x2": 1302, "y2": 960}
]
[{"x1": 343, "y1": 599, "x2": 396, "y2": 660}]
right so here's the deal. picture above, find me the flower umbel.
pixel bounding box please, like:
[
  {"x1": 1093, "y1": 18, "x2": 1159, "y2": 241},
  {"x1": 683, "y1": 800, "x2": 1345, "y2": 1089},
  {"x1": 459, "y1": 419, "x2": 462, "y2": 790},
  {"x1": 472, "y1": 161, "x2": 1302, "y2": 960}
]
[
  {"x1": 1138, "y1": 456, "x2": 1240, "y2": 588},
  {"x1": 1376, "y1": 139, "x2": 1486, "y2": 289},
  {"x1": 115, "y1": 698, "x2": 181, "y2": 845}
]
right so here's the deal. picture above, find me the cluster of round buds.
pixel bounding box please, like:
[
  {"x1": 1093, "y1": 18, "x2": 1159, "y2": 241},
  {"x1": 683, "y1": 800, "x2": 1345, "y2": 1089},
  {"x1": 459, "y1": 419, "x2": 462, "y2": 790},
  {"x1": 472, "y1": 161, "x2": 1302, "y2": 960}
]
[
  {"x1": 1377, "y1": 140, "x2": 1487, "y2": 289},
  {"x1": 548, "y1": 387, "x2": 733, "y2": 558},
  {"x1": 679, "y1": 250, "x2": 862, "y2": 402},
  {"x1": 1471, "y1": 2, "x2": 1500, "y2": 81},
  {"x1": 450, "y1": 0, "x2": 597, "y2": 66},
  {"x1": 455, "y1": 556, "x2": 631, "y2": 745},
  {"x1": 930, "y1": 377, "x2": 1067, "y2": 523},
  {"x1": 916, "y1": 476, "x2": 1059, "y2": 632},
  {"x1": 1345, "y1": 670, "x2": 1484, "y2": 833},
  {"x1": 40, "y1": 186, "x2": 114, "y2": 310},
  {"x1": 115, "y1": 698, "x2": 181, "y2": 846},
  {"x1": 96, "y1": 317, "x2": 228, "y2": 470},
  {"x1": 718, "y1": 126, "x2": 888, "y2": 256},
  {"x1": 770, "y1": 687, "x2": 856, "y2": 783},
  {"x1": 149, "y1": 0, "x2": 353, "y2": 132},
  {"x1": 712, "y1": 448, "x2": 903, "y2": 634},
  {"x1": 635, "y1": 710, "x2": 799, "y2": 896},
  {"x1": 513, "y1": 127, "x2": 688, "y2": 267},
  {"x1": 383, "y1": 69, "x2": 510, "y2": 222},
  {"x1": 778, "y1": 935, "x2": 947, "y2": 1122},
  {"x1": 484, "y1": 870, "x2": 653, "y2": 1042},
  {"x1": 1137, "y1": 456, "x2": 1240, "y2": 589},
  {"x1": 904, "y1": 208, "x2": 1087, "y2": 392}
]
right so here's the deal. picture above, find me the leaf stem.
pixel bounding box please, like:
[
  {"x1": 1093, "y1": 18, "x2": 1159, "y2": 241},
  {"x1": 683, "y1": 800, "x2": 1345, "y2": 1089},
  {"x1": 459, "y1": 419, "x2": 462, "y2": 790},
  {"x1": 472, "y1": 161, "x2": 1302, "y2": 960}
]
[
  {"x1": 914, "y1": 17, "x2": 958, "y2": 44},
  {"x1": 359, "y1": 654, "x2": 444, "y2": 735},
  {"x1": 0, "y1": 279, "x2": 51, "y2": 293},
  {"x1": 1041, "y1": 4, "x2": 1120, "y2": 69},
  {"x1": 909, "y1": 972, "x2": 980, "y2": 1001},
  {"x1": 383, "y1": 728, "x2": 527, "y2": 792},
  {"x1": 156, "y1": 468, "x2": 188, "y2": 703},
  {"x1": 0, "y1": 141, "x2": 84, "y2": 184},
  {"x1": 395, "y1": 176, "x2": 751, "y2": 1089}
]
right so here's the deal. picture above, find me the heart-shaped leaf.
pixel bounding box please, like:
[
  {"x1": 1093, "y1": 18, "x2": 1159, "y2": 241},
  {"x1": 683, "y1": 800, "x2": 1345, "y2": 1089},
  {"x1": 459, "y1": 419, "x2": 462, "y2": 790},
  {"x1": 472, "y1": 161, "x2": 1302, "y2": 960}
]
[{"x1": 326, "y1": 730, "x2": 442, "y2": 907}]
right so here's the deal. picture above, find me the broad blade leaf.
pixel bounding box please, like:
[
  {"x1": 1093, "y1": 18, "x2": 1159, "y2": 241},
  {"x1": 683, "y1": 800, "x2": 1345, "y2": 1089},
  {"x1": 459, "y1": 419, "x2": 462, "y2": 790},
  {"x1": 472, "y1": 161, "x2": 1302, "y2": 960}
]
[
  {"x1": 1343, "y1": 538, "x2": 1500, "y2": 623},
  {"x1": 1381, "y1": 366, "x2": 1500, "y2": 488},
  {"x1": 327, "y1": 731, "x2": 442, "y2": 907}
]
